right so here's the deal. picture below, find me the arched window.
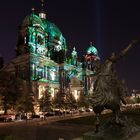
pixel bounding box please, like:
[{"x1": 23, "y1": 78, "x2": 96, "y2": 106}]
[{"x1": 38, "y1": 36, "x2": 43, "y2": 45}]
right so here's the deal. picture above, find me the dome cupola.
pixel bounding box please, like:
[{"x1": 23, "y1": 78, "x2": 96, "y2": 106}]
[
  {"x1": 39, "y1": 0, "x2": 46, "y2": 19},
  {"x1": 22, "y1": 8, "x2": 43, "y2": 27},
  {"x1": 87, "y1": 42, "x2": 98, "y2": 55}
]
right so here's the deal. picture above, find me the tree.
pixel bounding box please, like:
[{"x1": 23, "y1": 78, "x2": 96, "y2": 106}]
[
  {"x1": 65, "y1": 93, "x2": 77, "y2": 110},
  {"x1": 0, "y1": 70, "x2": 20, "y2": 114},
  {"x1": 39, "y1": 89, "x2": 52, "y2": 112},
  {"x1": 77, "y1": 93, "x2": 89, "y2": 109},
  {"x1": 15, "y1": 80, "x2": 34, "y2": 115},
  {"x1": 53, "y1": 91, "x2": 65, "y2": 110}
]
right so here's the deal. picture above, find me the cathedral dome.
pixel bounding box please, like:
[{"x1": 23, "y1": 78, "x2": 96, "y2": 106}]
[
  {"x1": 87, "y1": 42, "x2": 98, "y2": 55},
  {"x1": 22, "y1": 12, "x2": 43, "y2": 27},
  {"x1": 21, "y1": 10, "x2": 63, "y2": 37},
  {"x1": 47, "y1": 21, "x2": 62, "y2": 37},
  {"x1": 46, "y1": 21, "x2": 67, "y2": 51},
  {"x1": 18, "y1": 10, "x2": 67, "y2": 58}
]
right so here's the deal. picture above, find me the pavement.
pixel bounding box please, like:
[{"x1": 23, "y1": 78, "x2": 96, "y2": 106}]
[
  {"x1": 72, "y1": 132, "x2": 140, "y2": 140},
  {"x1": 72, "y1": 137, "x2": 82, "y2": 140},
  {"x1": 0, "y1": 112, "x2": 94, "y2": 140},
  {"x1": 1, "y1": 112, "x2": 140, "y2": 140}
]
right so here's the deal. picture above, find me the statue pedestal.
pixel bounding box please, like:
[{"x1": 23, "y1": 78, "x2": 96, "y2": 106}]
[{"x1": 83, "y1": 117, "x2": 140, "y2": 140}]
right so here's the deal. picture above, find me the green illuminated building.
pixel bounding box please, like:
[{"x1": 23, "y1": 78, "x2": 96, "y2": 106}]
[{"x1": 2, "y1": 4, "x2": 100, "y2": 113}]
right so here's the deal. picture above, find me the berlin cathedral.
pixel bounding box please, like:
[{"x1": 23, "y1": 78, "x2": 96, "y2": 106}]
[{"x1": 0, "y1": 2, "x2": 100, "y2": 113}]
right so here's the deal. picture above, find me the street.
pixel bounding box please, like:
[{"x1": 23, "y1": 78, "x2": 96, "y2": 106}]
[{"x1": 0, "y1": 112, "x2": 94, "y2": 140}]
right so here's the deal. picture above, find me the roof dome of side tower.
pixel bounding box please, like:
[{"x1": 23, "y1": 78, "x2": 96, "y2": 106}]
[{"x1": 87, "y1": 42, "x2": 98, "y2": 55}]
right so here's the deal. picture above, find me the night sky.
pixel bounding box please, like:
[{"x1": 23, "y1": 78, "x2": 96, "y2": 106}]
[{"x1": 0, "y1": 0, "x2": 140, "y2": 91}]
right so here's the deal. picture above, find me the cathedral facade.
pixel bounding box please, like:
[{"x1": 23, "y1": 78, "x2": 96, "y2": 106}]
[{"x1": 2, "y1": 6, "x2": 100, "y2": 113}]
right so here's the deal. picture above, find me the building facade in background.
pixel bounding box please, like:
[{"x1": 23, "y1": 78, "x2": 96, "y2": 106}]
[{"x1": 1, "y1": 6, "x2": 100, "y2": 113}]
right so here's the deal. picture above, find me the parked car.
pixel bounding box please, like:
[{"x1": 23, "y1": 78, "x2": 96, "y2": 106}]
[
  {"x1": 0, "y1": 114, "x2": 14, "y2": 122},
  {"x1": 54, "y1": 110, "x2": 63, "y2": 116},
  {"x1": 79, "y1": 108, "x2": 85, "y2": 113},
  {"x1": 16, "y1": 114, "x2": 30, "y2": 120},
  {"x1": 32, "y1": 114, "x2": 40, "y2": 119},
  {"x1": 85, "y1": 108, "x2": 93, "y2": 112},
  {"x1": 45, "y1": 111, "x2": 55, "y2": 117}
]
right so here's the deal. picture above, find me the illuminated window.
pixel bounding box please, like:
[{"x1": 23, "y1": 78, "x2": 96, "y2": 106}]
[
  {"x1": 44, "y1": 66, "x2": 47, "y2": 79},
  {"x1": 38, "y1": 36, "x2": 43, "y2": 45},
  {"x1": 39, "y1": 13, "x2": 46, "y2": 19},
  {"x1": 38, "y1": 85, "x2": 45, "y2": 99},
  {"x1": 31, "y1": 63, "x2": 36, "y2": 79},
  {"x1": 50, "y1": 70, "x2": 56, "y2": 81},
  {"x1": 24, "y1": 37, "x2": 26, "y2": 44},
  {"x1": 37, "y1": 67, "x2": 43, "y2": 79},
  {"x1": 31, "y1": 32, "x2": 36, "y2": 43},
  {"x1": 49, "y1": 67, "x2": 57, "y2": 81}
]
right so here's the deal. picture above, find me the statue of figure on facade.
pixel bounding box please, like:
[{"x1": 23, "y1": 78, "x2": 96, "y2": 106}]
[{"x1": 90, "y1": 39, "x2": 139, "y2": 133}]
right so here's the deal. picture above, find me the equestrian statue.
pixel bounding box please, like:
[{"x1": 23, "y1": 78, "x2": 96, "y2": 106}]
[{"x1": 90, "y1": 39, "x2": 138, "y2": 133}]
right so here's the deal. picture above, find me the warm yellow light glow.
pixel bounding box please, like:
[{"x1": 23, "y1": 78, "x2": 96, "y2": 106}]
[
  {"x1": 38, "y1": 85, "x2": 45, "y2": 99},
  {"x1": 74, "y1": 90, "x2": 78, "y2": 100},
  {"x1": 39, "y1": 13, "x2": 46, "y2": 19},
  {"x1": 51, "y1": 88, "x2": 55, "y2": 98}
]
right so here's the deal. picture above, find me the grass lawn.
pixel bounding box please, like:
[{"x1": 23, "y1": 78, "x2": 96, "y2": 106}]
[{"x1": 58, "y1": 108, "x2": 140, "y2": 126}]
